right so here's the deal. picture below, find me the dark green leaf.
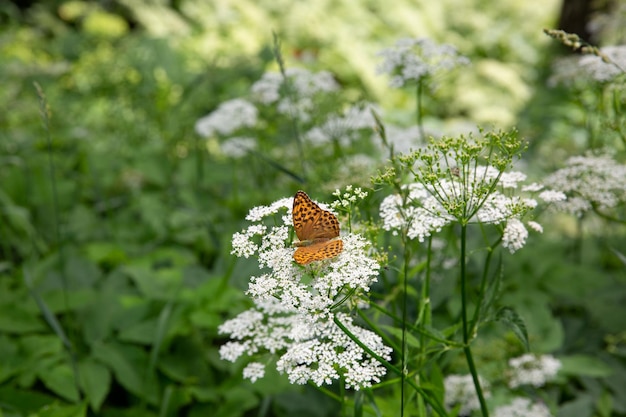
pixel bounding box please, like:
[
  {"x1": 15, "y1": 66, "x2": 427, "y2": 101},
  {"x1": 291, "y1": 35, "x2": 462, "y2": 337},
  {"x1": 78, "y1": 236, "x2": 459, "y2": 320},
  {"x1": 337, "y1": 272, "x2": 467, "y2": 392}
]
[{"x1": 494, "y1": 306, "x2": 529, "y2": 351}]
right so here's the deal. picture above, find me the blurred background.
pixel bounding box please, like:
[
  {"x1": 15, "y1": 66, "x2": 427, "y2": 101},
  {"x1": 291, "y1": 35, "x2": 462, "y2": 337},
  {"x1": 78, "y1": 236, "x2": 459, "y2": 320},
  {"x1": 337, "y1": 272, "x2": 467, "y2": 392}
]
[{"x1": 0, "y1": 1, "x2": 625, "y2": 416}]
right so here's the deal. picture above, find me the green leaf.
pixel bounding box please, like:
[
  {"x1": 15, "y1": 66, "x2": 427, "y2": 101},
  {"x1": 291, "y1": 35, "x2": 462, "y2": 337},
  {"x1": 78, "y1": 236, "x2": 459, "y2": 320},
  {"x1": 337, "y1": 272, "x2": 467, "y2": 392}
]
[
  {"x1": 0, "y1": 303, "x2": 45, "y2": 333},
  {"x1": 380, "y1": 325, "x2": 421, "y2": 348},
  {"x1": 557, "y1": 394, "x2": 594, "y2": 417},
  {"x1": 494, "y1": 306, "x2": 529, "y2": 351},
  {"x1": 0, "y1": 386, "x2": 56, "y2": 413},
  {"x1": 559, "y1": 355, "x2": 614, "y2": 377},
  {"x1": 38, "y1": 363, "x2": 81, "y2": 402},
  {"x1": 91, "y1": 341, "x2": 159, "y2": 404},
  {"x1": 78, "y1": 359, "x2": 111, "y2": 412},
  {"x1": 36, "y1": 401, "x2": 88, "y2": 417}
]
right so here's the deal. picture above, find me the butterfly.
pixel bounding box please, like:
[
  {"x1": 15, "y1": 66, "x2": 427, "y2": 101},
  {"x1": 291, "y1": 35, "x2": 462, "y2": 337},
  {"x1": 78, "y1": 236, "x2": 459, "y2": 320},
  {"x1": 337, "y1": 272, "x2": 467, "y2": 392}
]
[{"x1": 292, "y1": 191, "x2": 343, "y2": 265}]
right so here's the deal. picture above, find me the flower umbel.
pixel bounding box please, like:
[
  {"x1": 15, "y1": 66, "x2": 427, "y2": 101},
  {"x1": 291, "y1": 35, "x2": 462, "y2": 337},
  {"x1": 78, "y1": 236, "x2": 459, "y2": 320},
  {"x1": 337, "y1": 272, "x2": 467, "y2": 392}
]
[
  {"x1": 508, "y1": 353, "x2": 561, "y2": 389},
  {"x1": 544, "y1": 152, "x2": 626, "y2": 218},
  {"x1": 376, "y1": 37, "x2": 469, "y2": 88},
  {"x1": 222, "y1": 192, "x2": 388, "y2": 389},
  {"x1": 378, "y1": 131, "x2": 543, "y2": 252},
  {"x1": 444, "y1": 374, "x2": 490, "y2": 416},
  {"x1": 493, "y1": 397, "x2": 553, "y2": 417}
]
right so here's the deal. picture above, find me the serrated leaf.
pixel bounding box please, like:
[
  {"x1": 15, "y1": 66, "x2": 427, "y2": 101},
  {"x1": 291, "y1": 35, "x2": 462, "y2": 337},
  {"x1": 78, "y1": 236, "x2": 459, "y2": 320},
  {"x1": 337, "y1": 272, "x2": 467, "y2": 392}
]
[{"x1": 495, "y1": 306, "x2": 529, "y2": 351}]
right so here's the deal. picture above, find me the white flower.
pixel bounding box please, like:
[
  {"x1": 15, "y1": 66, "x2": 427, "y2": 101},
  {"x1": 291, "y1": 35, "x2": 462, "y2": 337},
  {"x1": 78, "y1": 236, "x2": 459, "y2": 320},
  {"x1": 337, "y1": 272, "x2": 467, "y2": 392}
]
[
  {"x1": 493, "y1": 397, "x2": 552, "y2": 417},
  {"x1": 220, "y1": 300, "x2": 391, "y2": 390},
  {"x1": 242, "y1": 362, "x2": 266, "y2": 383},
  {"x1": 502, "y1": 218, "x2": 529, "y2": 254},
  {"x1": 276, "y1": 312, "x2": 391, "y2": 390},
  {"x1": 376, "y1": 37, "x2": 469, "y2": 88},
  {"x1": 508, "y1": 353, "x2": 561, "y2": 388},
  {"x1": 251, "y1": 68, "x2": 339, "y2": 122},
  {"x1": 444, "y1": 374, "x2": 490, "y2": 416},
  {"x1": 195, "y1": 98, "x2": 258, "y2": 137},
  {"x1": 543, "y1": 153, "x2": 626, "y2": 217},
  {"x1": 222, "y1": 192, "x2": 389, "y2": 389},
  {"x1": 220, "y1": 136, "x2": 257, "y2": 158},
  {"x1": 380, "y1": 168, "x2": 542, "y2": 250},
  {"x1": 549, "y1": 45, "x2": 626, "y2": 86},
  {"x1": 381, "y1": 124, "x2": 424, "y2": 154},
  {"x1": 578, "y1": 45, "x2": 626, "y2": 82},
  {"x1": 303, "y1": 104, "x2": 378, "y2": 147}
]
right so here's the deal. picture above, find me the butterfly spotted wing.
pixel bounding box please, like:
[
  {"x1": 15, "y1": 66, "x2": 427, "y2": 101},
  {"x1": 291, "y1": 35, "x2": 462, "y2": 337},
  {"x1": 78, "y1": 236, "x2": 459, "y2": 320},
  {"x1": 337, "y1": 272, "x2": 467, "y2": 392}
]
[{"x1": 292, "y1": 191, "x2": 343, "y2": 264}]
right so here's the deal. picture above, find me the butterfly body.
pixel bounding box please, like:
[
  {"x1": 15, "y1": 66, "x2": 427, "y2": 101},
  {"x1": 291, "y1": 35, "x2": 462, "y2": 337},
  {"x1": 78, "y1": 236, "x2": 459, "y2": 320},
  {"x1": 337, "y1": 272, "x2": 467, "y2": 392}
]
[{"x1": 292, "y1": 191, "x2": 343, "y2": 265}]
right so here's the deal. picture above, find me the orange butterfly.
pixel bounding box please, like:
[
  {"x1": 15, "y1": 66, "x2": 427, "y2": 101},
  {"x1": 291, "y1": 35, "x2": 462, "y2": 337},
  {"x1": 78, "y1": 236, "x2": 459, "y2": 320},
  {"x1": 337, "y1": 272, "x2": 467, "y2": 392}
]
[{"x1": 292, "y1": 191, "x2": 344, "y2": 265}]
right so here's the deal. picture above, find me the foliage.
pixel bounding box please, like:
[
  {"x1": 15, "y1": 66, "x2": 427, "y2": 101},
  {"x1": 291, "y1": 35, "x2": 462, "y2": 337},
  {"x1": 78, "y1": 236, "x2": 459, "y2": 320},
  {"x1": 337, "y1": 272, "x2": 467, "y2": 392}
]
[{"x1": 1, "y1": 1, "x2": 625, "y2": 417}]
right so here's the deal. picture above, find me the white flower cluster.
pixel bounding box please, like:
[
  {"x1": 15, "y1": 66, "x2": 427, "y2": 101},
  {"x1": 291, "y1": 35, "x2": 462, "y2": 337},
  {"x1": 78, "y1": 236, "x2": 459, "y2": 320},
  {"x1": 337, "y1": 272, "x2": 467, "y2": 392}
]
[
  {"x1": 381, "y1": 124, "x2": 424, "y2": 154},
  {"x1": 493, "y1": 397, "x2": 552, "y2": 417},
  {"x1": 220, "y1": 136, "x2": 257, "y2": 158},
  {"x1": 444, "y1": 374, "x2": 490, "y2": 416},
  {"x1": 549, "y1": 45, "x2": 626, "y2": 86},
  {"x1": 194, "y1": 98, "x2": 258, "y2": 137},
  {"x1": 508, "y1": 353, "x2": 561, "y2": 389},
  {"x1": 376, "y1": 37, "x2": 469, "y2": 88},
  {"x1": 222, "y1": 193, "x2": 391, "y2": 389},
  {"x1": 543, "y1": 153, "x2": 626, "y2": 217},
  {"x1": 578, "y1": 45, "x2": 626, "y2": 83},
  {"x1": 251, "y1": 68, "x2": 339, "y2": 123},
  {"x1": 331, "y1": 185, "x2": 369, "y2": 209},
  {"x1": 303, "y1": 103, "x2": 378, "y2": 147},
  {"x1": 379, "y1": 168, "x2": 554, "y2": 252}
]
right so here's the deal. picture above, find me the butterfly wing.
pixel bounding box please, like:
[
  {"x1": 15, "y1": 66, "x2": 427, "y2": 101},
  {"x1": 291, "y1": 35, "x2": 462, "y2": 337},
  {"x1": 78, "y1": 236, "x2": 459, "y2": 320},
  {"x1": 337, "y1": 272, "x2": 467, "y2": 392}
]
[
  {"x1": 293, "y1": 240, "x2": 344, "y2": 265},
  {"x1": 293, "y1": 191, "x2": 340, "y2": 241}
]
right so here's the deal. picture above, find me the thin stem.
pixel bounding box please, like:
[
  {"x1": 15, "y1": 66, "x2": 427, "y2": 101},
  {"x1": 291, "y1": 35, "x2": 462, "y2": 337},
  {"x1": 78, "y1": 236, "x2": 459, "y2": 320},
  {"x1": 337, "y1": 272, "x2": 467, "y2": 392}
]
[
  {"x1": 400, "y1": 233, "x2": 410, "y2": 417},
  {"x1": 272, "y1": 32, "x2": 306, "y2": 178},
  {"x1": 333, "y1": 316, "x2": 449, "y2": 417},
  {"x1": 460, "y1": 224, "x2": 489, "y2": 417},
  {"x1": 34, "y1": 82, "x2": 82, "y2": 401},
  {"x1": 416, "y1": 79, "x2": 426, "y2": 140}
]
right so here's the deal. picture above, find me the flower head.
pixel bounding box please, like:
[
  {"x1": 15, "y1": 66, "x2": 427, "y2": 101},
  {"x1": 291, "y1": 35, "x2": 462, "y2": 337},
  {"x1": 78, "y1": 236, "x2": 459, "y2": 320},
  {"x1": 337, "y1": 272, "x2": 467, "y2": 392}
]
[
  {"x1": 543, "y1": 153, "x2": 626, "y2": 217},
  {"x1": 251, "y1": 68, "x2": 339, "y2": 123},
  {"x1": 378, "y1": 131, "x2": 543, "y2": 252},
  {"x1": 376, "y1": 37, "x2": 469, "y2": 88},
  {"x1": 223, "y1": 192, "x2": 389, "y2": 389},
  {"x1": 444, "y1": 374, "x2": 490, "y2": 416},
  {"x1": 195, "y1": 98, "x2": 258, "y2": 137},
  {"x1": 508, "y1": 353, "x2": 561, "y2": 388},
  {"x1": 493, "y1": 397, "x2": 552, "y2": 417}
]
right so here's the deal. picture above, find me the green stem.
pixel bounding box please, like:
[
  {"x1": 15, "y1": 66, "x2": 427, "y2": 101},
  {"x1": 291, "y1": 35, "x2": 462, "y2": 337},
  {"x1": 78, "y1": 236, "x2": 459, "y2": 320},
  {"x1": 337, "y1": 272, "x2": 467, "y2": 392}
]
[
  {"x1": 333, "y1": 316, "x2": 449, "y2": 417},
  {"x1": 416, "y1": 79, "x2": 426, "y2": 140},
  {"x1": 460, "y1": 224, "x2": 489, "y2": 417},
  {"x1": 400, "y1": 234, "x2": 410, "y2": 417}
]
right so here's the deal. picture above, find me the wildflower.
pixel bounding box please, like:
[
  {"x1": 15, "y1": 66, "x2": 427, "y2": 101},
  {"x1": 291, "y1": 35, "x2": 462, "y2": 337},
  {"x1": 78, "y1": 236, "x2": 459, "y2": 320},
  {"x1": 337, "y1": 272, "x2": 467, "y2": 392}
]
[
  {"x1": 493, "y1": 397, "x2": 552, "y2": 417},
  {"x1": 195, "y1": 98, "x2": 258, "y2": 137},
  {"x1": 251, "y1": 68, "x2": 339, "y2": 123},
  {"x1": 303, "y1": 104, "x2": 378, "y2": 147},
  {"x1": 508, "y1": 353, "x2": 561, "y2": 388},
  {"x1": 242, "y1": 362, "x2": 266, "y2": 383},
  {"x1": 376, "y1": 37, "x2": 469, "y2": 88},
  {"x1": 578, "y1": 45, "x2": 626, "y2": 82},
  {"x1": 549, "y1": 45, "x2": 626, "y2": 86},
  {"x1": 543, "y1": 153, "x2": 626, "y2": 217},
  {"x1": 380, "y1": 124, "x2": 424, "y2": 155},
  {"x1": 380, "y1": 172, "x2": 541, "y2": 252},
  {"x1": 377, "y1": 131, "x2": 544, "y2": 252},
  {"x1": 444, "y1": 374, "x2": 490, "y2": 416},
  {"x1": 221, "y1": 192, "x2": 389, "y2": 389},
  {"x1": 220, "y1": 136, "x2": 257, "y2": 158}
]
